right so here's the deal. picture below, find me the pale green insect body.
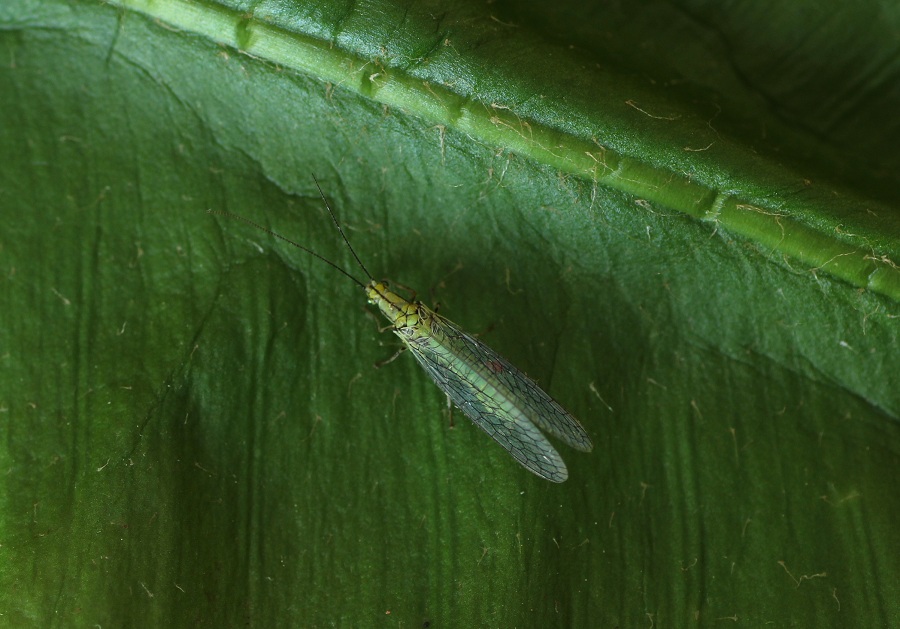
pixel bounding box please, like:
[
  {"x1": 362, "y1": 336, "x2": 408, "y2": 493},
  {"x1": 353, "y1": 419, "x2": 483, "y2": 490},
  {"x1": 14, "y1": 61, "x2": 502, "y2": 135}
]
[
  {"x1": 212, "y1": 179, "x2": 593, "y2": 482},
  {"x1": 366, "y1": 279, "x2": 593, "y2": 482}
]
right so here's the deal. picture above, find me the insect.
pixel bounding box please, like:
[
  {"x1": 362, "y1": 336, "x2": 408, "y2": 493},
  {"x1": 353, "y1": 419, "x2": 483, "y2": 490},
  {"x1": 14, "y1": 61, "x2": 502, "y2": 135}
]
[{"x1": 210, "y1": 178, "x2": 593, "y2": 482}]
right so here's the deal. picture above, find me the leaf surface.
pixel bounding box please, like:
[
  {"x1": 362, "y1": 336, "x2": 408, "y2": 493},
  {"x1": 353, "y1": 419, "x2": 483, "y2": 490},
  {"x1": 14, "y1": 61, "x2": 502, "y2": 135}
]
[{"x1": 1, "y1": 0, "x2": 898, "y2": 626}]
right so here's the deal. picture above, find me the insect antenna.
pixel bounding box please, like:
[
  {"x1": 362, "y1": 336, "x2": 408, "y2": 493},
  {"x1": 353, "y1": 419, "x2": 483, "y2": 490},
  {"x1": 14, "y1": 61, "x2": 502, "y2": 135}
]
[
  {"x1": 312, "y1": 175, "x2": 373, "y2": 281},
  {"x1": 208, "y1": 204, "x2": 366, "y2": 289}
]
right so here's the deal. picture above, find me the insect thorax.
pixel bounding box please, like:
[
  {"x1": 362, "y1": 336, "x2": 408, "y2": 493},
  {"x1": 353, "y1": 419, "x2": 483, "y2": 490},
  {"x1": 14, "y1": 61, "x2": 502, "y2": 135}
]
[{"x1": 366, "y1": 280, "x2": 429, "y2": 337}]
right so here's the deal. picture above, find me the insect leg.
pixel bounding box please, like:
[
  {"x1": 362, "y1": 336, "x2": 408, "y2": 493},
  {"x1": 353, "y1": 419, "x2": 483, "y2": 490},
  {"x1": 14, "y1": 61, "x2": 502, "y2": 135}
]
[{"x1": 374, "y1": 345, "x2": 407, "y2": 369}]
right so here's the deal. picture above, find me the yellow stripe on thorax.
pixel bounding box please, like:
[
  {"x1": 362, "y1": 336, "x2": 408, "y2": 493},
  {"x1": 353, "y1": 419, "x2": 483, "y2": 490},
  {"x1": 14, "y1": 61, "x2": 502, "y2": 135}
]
[{"x1": 365, "y1": 280, "x2": 436, "y2": 340}]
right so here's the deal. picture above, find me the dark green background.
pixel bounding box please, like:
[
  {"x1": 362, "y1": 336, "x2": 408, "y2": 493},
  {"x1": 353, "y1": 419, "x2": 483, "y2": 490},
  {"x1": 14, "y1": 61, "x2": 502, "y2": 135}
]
[{"x1": 1, "y1": 0, "x2": 898, "y2": 626}]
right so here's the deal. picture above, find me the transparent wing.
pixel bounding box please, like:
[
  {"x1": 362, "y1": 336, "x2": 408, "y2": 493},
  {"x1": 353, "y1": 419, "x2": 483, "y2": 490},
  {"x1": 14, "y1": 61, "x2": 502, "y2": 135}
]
[
  {"x1": 433, "y1": 314, "x2": 593, "y2": 453},
  {"x1": 404, "y1": 334, "x2": 570, "y2": 482}
]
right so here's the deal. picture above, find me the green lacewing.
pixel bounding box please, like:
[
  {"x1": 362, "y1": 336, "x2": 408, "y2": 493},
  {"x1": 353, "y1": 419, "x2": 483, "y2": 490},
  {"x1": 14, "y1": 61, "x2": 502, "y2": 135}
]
[{"x1": 210, "y1": 178, "x2": 593, "y2": 482}]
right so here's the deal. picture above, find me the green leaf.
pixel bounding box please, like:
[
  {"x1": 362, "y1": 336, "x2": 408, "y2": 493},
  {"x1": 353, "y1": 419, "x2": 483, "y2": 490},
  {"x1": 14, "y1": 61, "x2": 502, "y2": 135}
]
[{"x1": 2, "y1": 0, "x2": 898, "y2": 626}]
